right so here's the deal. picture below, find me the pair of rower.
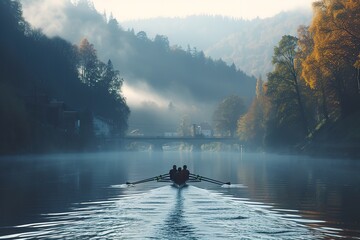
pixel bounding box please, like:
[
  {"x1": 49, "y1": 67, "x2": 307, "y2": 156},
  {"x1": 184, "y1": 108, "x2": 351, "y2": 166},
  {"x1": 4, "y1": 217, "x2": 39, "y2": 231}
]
[{"x1": 169, "y1": 165, "x2": 189, "y2": 185}]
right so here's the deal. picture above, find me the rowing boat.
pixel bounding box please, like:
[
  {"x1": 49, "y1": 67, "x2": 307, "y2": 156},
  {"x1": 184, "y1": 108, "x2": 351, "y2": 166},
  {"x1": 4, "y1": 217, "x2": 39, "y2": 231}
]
[
  {"x1": 157, "y1": 175, "x2": 200, "y2": 188},
  {"x1": 172, "y1": 182, "x2": 187, "y2": 188},
  {"x1": 126, "y1": 172, "x2": 230, "y2": 187}
]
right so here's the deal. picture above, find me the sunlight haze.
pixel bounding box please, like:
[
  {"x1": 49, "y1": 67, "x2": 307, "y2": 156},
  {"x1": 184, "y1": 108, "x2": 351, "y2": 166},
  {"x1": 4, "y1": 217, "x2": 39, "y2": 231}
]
[{"x1": 92, "y1": 0, "x2": 315, "y2": 21}]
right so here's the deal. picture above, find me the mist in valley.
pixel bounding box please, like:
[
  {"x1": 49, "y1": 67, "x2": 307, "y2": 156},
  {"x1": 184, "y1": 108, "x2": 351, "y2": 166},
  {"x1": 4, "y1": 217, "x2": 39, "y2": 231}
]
[{"x1": 19, "y1": 0, "x2": 309, "y2": 136}]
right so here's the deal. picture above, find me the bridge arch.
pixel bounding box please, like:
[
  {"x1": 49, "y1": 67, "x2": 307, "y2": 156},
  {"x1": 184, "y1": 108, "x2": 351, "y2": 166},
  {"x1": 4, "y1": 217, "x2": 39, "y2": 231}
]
[{"x1": 108, "y1": 136, "x2": 242, "y2": 151}]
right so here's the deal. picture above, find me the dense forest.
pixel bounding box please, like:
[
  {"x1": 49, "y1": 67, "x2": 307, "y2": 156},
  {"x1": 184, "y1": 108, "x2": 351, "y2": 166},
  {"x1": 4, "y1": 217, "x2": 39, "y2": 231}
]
[
  {"x1": 0, "y1": 0, "x2": 130, "y2": 153},
  {"x1": 237, "y1": 0, "x2": 360, "y2": 157},
  {"x1": 123, "y1": 11, "x2": 312, "y2": 77}
]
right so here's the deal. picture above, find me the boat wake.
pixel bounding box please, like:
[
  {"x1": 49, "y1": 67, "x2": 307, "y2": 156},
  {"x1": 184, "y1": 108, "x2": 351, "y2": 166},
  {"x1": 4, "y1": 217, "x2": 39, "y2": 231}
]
[
  {"x1": 110, "y1": 183, "x2": 134, "y2": 188},
  {"x1": 221, "y1": 183, "x2": 247, "y2": 188},
  {"x1": 0, "y1": 186, "x2": 325, "y2": 239}
]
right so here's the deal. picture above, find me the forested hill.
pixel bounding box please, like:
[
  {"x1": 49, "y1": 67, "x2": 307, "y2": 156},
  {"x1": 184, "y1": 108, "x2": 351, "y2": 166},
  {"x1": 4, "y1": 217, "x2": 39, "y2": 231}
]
[
  {"x1": 21, "y1": 0, "x2": 256, "y2": 134},
  {"x1": 21, "y1": 0, "x2": 256, "y2": 104},
  {"x1": 123, "y1": 11, "x2": 312, "y2": 77},
  {"x1": 0, "y1": 1, "x2": 129, "y2": 153}
]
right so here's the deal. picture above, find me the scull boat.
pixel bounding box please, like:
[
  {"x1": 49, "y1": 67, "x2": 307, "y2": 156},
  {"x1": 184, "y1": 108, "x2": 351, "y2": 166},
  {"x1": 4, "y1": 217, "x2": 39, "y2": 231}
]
[{"x1": 126, "y1": 172, "x2": 230, "y2": 187}]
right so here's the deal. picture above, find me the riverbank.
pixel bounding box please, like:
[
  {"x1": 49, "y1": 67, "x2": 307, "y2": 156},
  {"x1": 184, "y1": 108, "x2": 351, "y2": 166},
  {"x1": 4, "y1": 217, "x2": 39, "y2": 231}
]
[{"x1": 299, "y1": 111, "x2": 360, "y2": 159}]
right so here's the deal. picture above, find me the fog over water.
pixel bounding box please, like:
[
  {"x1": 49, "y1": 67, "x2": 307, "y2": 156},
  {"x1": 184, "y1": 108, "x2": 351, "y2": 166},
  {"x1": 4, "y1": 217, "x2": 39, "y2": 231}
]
[{"x1": 0, "y1": 151, "x2": 359, "y2": 239}]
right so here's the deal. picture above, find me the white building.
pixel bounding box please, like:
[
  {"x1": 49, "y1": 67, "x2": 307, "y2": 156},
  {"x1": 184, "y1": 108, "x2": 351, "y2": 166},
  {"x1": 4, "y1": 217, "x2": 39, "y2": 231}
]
[{"x1": 93, "y1": 116, "x2": 111, "y2": 137}]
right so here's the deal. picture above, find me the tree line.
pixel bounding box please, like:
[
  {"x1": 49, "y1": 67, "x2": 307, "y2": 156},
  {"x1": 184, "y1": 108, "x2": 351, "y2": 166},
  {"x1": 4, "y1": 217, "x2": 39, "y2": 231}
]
[
  {"x1": 0, "y1": 0, "x2": 129, "y2": 154},
  {"x1": 237, "y1": 0, "x2": 360, "y2": 154},
  {"x1": 100, "y1": 16, "x2": 256, "y2": 105}
]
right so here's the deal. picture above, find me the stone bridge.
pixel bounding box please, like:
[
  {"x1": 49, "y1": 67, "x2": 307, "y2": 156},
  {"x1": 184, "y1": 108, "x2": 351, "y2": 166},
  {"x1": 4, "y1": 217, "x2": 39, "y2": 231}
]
[{"x1": 105, "y1": 136, "x2": 242, "y2": 151}]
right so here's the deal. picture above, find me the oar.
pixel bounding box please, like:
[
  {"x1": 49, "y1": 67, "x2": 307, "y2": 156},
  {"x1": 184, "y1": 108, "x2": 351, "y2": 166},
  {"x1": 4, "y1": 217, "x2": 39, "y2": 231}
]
[
  {"x1": 189, "y1": 173, "x2": 230, "y2": 185},
  {"x1": 126, "y1": 173, "x2": 170, "y2": 185}
]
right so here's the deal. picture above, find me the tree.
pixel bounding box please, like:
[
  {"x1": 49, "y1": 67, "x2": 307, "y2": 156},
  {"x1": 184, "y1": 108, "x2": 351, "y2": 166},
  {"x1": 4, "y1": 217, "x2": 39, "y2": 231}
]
[
  {"x1": 270, "y1": 35, "x2": 309, "y2": 134},
  {"x1": 177, "y1": 115, "x2": 191, "y2": 137},
  {"x1": 0, "y1": 0, "x2": 27, "y2": 37},
  {"x1": 99, "y1": 59, "x2": 123, "y2": 96},
  {"x1": 136, "y1": 31, "x2": 148, "y2": 41},
  {"x1": 77, "y1": 38, "x2": 99, "y2": 87},
  {"x1": 213, "y1": 95, "x2": 246, "y2": 137},
  {"x1": 76, "y1": 39, "x2": 129, "y2": 136},
  {"x1": 303, "y1": 0, "x2": 360, "y2": 117},
  {"x1": 237, "y1": 77, "x2": 269, "y2": 147},
  {"x1": 154, "y1": 34, "x2": 169, "y2": 50},
  {"x1": 298, "y1": 25, "x2": 332, "y2": 121},
  {"x1": 263, "y1": 35, "x2": 318, "y2": 148}
]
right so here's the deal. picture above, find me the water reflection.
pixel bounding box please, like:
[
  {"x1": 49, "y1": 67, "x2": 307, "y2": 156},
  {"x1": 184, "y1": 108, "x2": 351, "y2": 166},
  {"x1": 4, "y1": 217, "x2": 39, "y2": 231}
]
[
  {"x1": 229, "y1": 153, "x2": 360, "y2": 239},
  {"x1": 0, "y1": 185, "x2": 321, "y2": 239},
  {"x1": 0, "y1": 152, "x2": 359, "y2": 239},
  {"x1": 159, "y1": 187, "x2": 198, "y2": 239}
]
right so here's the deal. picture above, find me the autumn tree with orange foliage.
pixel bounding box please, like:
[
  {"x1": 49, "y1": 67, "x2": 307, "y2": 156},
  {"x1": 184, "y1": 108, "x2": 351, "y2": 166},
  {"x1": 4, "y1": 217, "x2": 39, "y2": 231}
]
[
  {"x1": 237, "y1": 77, "x2": 270, "y2": 148},
  {"x1": 301, "y1": 0, "x2": 360, "y2": 118},
  {"x1": 298, "y1": 25, "x2": 333, "y2": 121},
  {"x1": 236, "y1": 0, "x2": 360, "y2": 152}
]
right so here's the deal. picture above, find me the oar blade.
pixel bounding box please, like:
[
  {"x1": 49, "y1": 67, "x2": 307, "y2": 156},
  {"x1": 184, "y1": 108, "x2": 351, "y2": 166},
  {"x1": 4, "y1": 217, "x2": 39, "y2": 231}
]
[
  {"x1": 189, "y1": 173, "x2": 230, "y2": 186},
  {"x1": 126, "y1": 173, "x2": 170, "y2": 185}
]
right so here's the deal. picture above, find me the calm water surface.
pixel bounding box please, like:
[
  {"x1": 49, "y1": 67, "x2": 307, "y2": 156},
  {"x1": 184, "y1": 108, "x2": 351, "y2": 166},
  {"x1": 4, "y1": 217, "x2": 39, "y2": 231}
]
[{"x1": 0, "y1": 151, "x2": 359, "y2": 239}]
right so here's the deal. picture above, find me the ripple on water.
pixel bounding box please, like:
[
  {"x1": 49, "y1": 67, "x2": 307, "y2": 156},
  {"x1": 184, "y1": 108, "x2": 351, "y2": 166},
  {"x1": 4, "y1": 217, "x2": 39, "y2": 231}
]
[{"x1": 0, "y1": 186, "x2": 325, "y2": 239}]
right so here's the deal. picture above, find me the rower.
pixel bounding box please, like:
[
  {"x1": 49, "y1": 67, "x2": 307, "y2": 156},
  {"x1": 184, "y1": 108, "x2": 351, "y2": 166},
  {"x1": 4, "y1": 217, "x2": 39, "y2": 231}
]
[
  {"x1": 182, "y1": 165, "x2": 190, "y2": 181},
  {"x1": 174, "y1": 167, "x2": 183, "y2": 185},
  {"x1": 169, "y1": 165, "x2": 177, "y2": 181}
]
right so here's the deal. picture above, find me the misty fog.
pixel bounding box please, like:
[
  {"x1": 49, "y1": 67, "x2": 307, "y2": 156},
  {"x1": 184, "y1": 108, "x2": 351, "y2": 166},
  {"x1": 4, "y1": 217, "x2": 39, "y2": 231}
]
[{"x1": 20, "y1": 0, "x2": 261, "y2": 135}]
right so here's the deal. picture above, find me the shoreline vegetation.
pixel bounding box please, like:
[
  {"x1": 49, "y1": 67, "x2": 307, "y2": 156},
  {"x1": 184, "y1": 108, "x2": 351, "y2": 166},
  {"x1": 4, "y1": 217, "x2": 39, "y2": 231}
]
[
  {"x1": 1, "y1": 132, "x2": 358, "y2": 160},
  {"x1": 299, "y1": 112, "x2": 360, "y2": 159}
]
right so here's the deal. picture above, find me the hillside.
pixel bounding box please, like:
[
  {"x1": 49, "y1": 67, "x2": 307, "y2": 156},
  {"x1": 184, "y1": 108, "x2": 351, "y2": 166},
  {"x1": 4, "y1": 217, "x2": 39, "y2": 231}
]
[
  {"x1": 21, "y1": 0, "x2": 256, "y2": 135},
  {"x1": 123, "y1": 11, "x2": 312, "y2": 77},
  {"x1": 301, "y1": 112, "x2": 360, "y2": 158},
  {"x1": 0, "y1": 1, "x2": 129, "y2": 153}
]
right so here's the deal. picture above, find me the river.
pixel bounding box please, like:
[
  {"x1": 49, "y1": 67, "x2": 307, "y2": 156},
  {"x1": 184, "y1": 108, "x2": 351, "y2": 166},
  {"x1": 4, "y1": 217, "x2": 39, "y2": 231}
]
[{"x1": 0, "y1": 151, "x2": 359, "y2": 239}]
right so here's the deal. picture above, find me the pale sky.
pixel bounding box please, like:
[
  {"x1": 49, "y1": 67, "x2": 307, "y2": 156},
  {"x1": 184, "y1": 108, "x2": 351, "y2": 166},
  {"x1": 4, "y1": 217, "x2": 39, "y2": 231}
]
[{"x1": 92, "y1": 0, "x2": 315, "y2": 21}]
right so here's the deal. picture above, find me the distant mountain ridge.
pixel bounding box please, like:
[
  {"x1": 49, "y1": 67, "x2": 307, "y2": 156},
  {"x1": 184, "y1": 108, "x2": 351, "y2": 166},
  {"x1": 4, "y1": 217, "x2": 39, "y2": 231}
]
[{"x1": 122, "y1": 11, "x2": 312, "y2": 77}]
